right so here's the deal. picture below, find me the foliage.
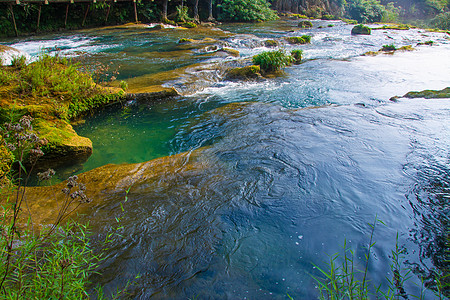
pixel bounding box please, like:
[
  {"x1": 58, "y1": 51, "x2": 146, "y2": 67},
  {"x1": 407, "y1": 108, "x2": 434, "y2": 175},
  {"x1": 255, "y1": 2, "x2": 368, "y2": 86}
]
[
  {"x1": 291, "y1": 49, "x2": 303, "y2": 64},
  {"x1": 321, "y1": 14, "x2": 337, "y2": 20},
  {"x1": 345, "y1": 0, "x2": 386, "y2": 23},
  {"x1": 175, "y1": 5, "x2": 191, "y2": 23},
  {"x1": 0, "y1": 116, "x2": 132, "y2": 299},
  {"x1": 252, "y1": 50, "x2": 294, "y2": 72},
  {"x1": 312, "y1": 217, "x2": 449, "y2": 299},
  {"x1": 285, "y1": 35, "x2": 312, "y2": 44},
  {"x1": 351, "y1": 24, "x2": 372, "y2": 34},
  {"x1": 218, "y1": 0, "x2": 279, "y2": 22},
  {"x1": 11, "y1": 55, "x2": 27, "y2": 69},
  {"x1": 430, "y1": 11, "x2": 450, "y2": 30},
  {"x1": 381, "y1": 2, "x2": 401, "y2": 23}
]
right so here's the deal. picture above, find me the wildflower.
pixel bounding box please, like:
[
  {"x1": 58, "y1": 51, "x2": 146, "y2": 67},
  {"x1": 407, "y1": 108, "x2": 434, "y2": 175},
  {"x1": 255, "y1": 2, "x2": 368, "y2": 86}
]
[{"x1": 37, "y1": 169, "x2": 55, "y2": 181}]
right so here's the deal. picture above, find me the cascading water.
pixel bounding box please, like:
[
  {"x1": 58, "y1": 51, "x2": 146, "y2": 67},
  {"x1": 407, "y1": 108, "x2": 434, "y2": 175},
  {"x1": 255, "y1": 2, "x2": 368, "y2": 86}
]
[{"x1": 2, "y1": 19, "x2": 449, "y2": 298}]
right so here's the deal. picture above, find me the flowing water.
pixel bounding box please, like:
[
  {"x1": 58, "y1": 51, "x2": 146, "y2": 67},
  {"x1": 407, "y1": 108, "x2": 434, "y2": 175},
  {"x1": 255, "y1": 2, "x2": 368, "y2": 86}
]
[{"x1": 2, "y1": 19, "x2": 450, "y2": 299}]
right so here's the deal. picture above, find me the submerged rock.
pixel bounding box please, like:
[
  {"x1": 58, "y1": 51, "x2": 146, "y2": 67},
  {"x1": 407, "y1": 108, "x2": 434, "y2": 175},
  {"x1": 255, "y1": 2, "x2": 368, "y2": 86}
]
[{"x1": 264, "y1": 39, "x2": 279, "y2": 47}]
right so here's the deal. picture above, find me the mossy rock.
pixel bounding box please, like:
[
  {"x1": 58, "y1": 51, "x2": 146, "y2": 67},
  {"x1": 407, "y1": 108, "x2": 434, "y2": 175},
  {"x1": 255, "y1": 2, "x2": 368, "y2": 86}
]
[
  {"x1": 298, "y1": 21, "x2": 313, "y2": 28},
  {"x1": 183, "y1": 22, "x2": 198, "y2": 28},
  {"x1": 264, "y1": 40, "x2": 279, "y2": 47},
  {"x1": 220, "y1": 48, "x2": 240, "y2": 57},
  {"x1": 225, "y1": 65, "x2": 262, "y2": 80},
  {"x1": 381, "y1": 44, "x2": 396, "y2": 51},
  {"x1": 351, "y1": 24, "x2": 371, "y2": 35},
  {"x1": 403, "y1": 87, "x2": 450, "y2": 99},
  {"x1": 285, "y1": 35, "x2": 311, "y2": 44},
  {"x1": 327, "y1": 24, "x2": 334, "y2": 27},
  {"x1": 178, "y1": 38, "x2": 194, "y2": 44}
]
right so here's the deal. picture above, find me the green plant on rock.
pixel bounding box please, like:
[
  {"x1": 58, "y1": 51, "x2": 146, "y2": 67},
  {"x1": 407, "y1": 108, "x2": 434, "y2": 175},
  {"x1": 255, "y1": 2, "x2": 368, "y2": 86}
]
[
  {"x1": 286, "y1": 35, "x2": 311, "y2": 44},
  {"x1": 381, "y1": 44, "x2": 396, "y2": 51},
  {"x1": 351, "y1": 24, "x2": 372, "y2": 35},
  {"x1": 291, "y1": 49, "x2": 303, "y2": 64},
  {"x1": 252, "y1": 50, "x2": 294, "y2": 73}
]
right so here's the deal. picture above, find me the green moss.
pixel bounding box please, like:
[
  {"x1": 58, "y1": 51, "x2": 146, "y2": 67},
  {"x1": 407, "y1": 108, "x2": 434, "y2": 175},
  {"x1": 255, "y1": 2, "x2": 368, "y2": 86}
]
[
  {"x1": 327, "y1": 24, "x2": 334, "y2": 27},
  {"x1": 286, "y1": 35, "x2": 311, "y2": 44},
  {"x1": 264, "y1": 39, "x2": 279, "y2": 47},
  {"x1": 321, "y1": 15, "x2": 337, "y2": 20},
  {"x1": 298, "y1": 20, "x2": 313, "y2": 28},
  {"x1": 351, "y1": 24, "x2": 371, "y2": 35},
  {"x1": 178, "y1": 38, "x2": 194, "y2": 44},
  {"x1": 290, "y1": 14, "x2": 308, "y2": 19},
  {"x1": 403, "y1": 87, "x2": 450, "y2": 99},
  {"x1": 226, "y1": 65, "x2": 261, "y2": 80},
  {"x1": 182, "y1": 22, "x2": 197, "y2": 28},
  {"x1": 373, "y1": 24, "x2": 410, "y2": 30},
  {"x1": 342, "y1": 18, "x2": 358, "y2": 24}
]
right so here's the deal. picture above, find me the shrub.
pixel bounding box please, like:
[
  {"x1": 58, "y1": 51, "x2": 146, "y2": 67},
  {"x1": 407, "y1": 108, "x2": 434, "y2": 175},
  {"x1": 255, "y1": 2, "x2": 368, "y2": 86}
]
[
  {"x1": 290, "y1": 14, "x2": 308, "y2": 19},
  {"x1": 286, "y1": 35, "x2": 311, "y2": 44},
  {"x1": 298, "y1": 20, "x2": 313, "y2": 28},
  {"x1": 351, "y1": 24, "x2": 371, "y2": 35},
  {"x1": 218, "y1": 0, "x2": 279, "y2": 22},
  {"x1": 174, "y1": 5, "x2": 191, "y2": 23},
  {"x1": 252, "y1": 50, "x2": 294, "y2": 73},
  {"x1": 381, "y1": 44, "x2": 396, "y2": 51},
  {"x1": 291, "y1": 49, "x2": 303, "y2": 64}
]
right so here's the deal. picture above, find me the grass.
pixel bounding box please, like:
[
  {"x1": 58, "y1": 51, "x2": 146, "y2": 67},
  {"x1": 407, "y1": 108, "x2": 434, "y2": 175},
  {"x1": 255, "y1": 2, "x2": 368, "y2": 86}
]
[
  {"x1": 291, "y1": 50, "x2": 303, "y2": 64},
  {"x1": 309, "y1": 217, "x2": 449, "y2": 300},
  {"x1": 0, "y1": 53, "x2": 124, "y2": 121},
  {"x1": 381, "y1": 44, "x2": 397, "y2": 51},
  {"x1": 252, "y1": 50, "x2": 294, "y2": 73}
]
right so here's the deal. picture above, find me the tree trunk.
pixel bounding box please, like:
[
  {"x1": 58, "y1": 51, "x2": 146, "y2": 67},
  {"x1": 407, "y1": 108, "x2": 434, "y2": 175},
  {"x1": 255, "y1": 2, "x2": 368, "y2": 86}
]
[
  {"x1": 194, "y1": 0, "x2": 200, "y2": 22},
  {"x1": 208, "y1": 0, "x2": 214, "y2": 21},
  {"x1": 162, "y1": 0, "x2": 168, "y2": 22}
]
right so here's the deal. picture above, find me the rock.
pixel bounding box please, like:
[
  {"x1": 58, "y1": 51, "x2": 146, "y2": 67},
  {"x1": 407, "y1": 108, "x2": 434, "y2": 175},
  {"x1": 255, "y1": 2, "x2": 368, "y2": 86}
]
[
  {"x1": 298, "y1": 21, "x2": 313, "y2": 28},
  {"x1": 264, "y1": 40, "x2": 278, "y2": 47},
  {"x1": 403, "y1": 87, "x2": 450, "y2": 99},
  {"x1": 5, "y1": 148, "x2": 213, "y2": 226},
  {"x1": 219, "y1": 48, "x2": 240, "y2": 57},
  {"x1": 178, "y1": 38, "x2": 194, "y2": 44},
  {"x1": 225, "y1": 65, "x2": 262, "y2": 80},
  {"x1": 0, "y1": 45, "x2": 30, "y2": 66},
  {"x1": 285, "y1": 35, "x2": 311, "y2": 44},
  {"x1": 351, "y1": 24, "x2": 371, "y2": 35}
]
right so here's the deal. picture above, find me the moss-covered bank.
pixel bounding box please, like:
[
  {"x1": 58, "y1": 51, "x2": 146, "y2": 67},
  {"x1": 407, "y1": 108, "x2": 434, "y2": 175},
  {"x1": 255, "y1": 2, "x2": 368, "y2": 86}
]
[{"x1": 0, "y1": 53, "x2": 125, "y2": 169}]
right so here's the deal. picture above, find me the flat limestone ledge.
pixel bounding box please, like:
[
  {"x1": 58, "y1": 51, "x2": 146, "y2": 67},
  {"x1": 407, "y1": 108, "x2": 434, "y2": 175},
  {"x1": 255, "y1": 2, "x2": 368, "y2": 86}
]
[
  {"x1": 4, "y1": 147, "x2": 212, "y2": 226},
  {"x1": 126, "y1": 86, "x2": 179, "y2": 102}
]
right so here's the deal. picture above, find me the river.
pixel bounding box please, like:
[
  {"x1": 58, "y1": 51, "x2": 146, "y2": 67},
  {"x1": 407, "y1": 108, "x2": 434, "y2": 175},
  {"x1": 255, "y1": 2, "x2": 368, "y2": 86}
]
[{"x1": 2, "y1": 19, "x2": 449, "y2": 299}]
